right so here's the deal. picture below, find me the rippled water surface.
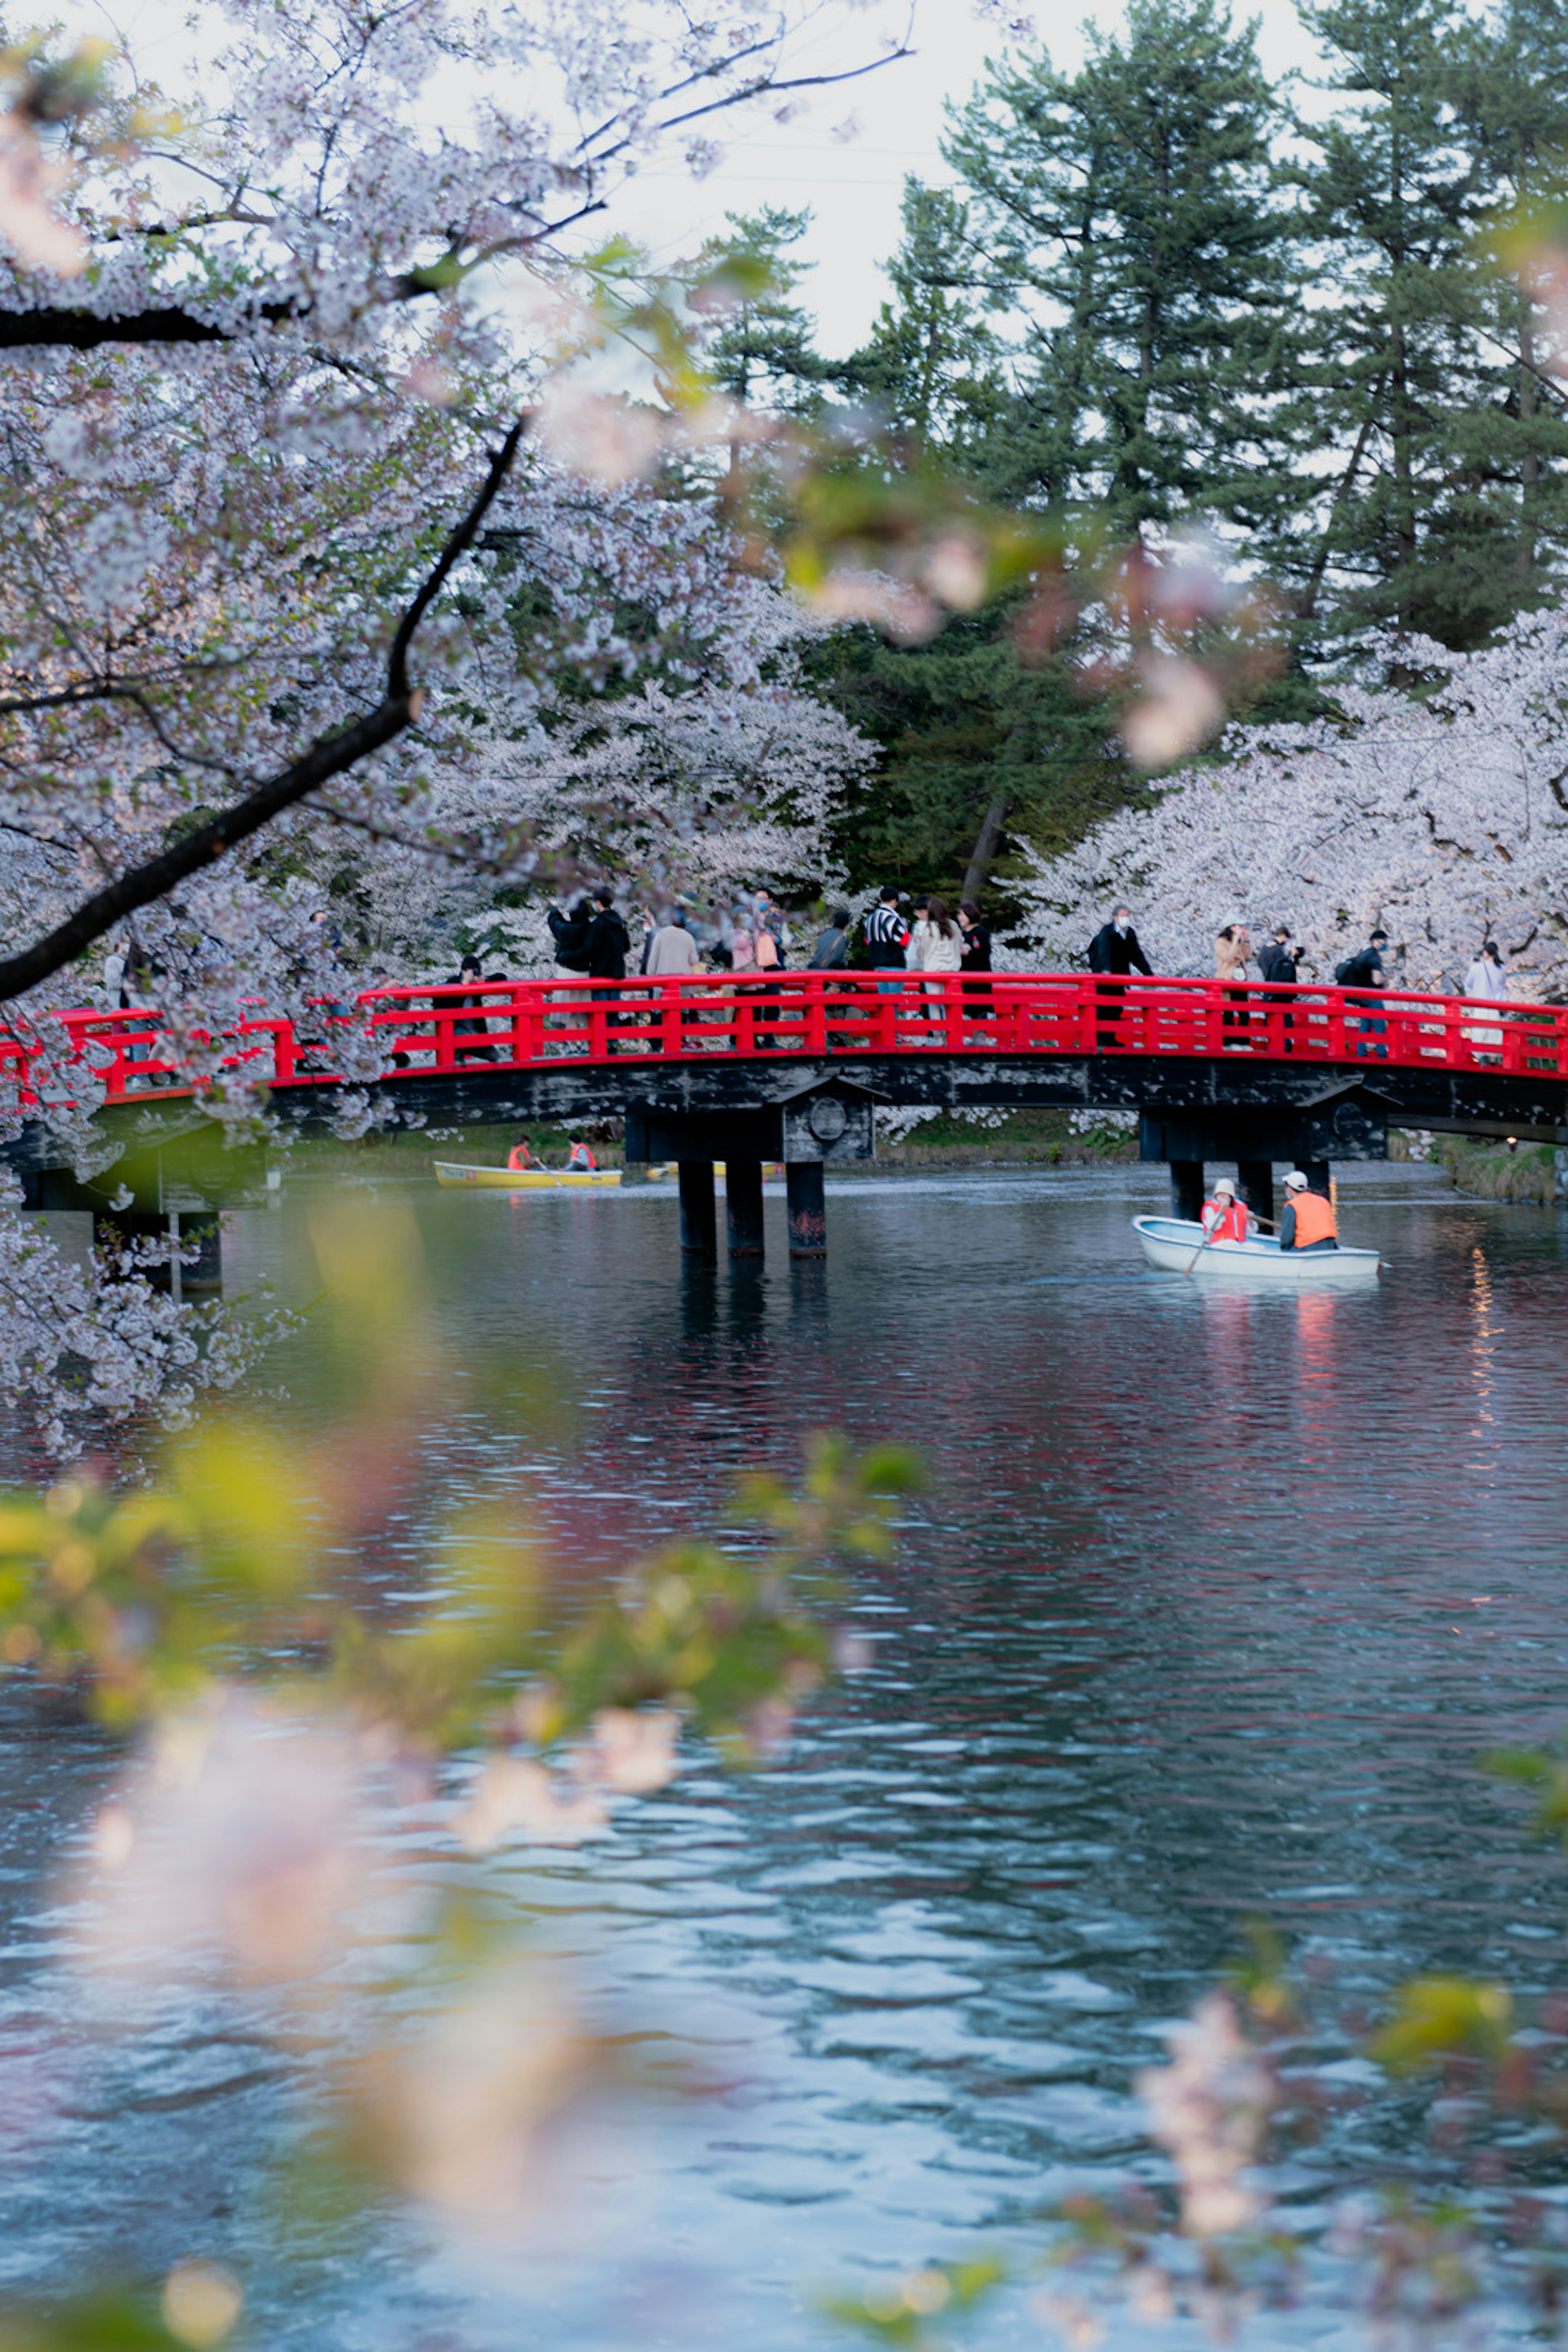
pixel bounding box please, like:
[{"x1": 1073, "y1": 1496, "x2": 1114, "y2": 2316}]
[{"x1": 5, "y1": 1162, "x2": 1568, "y2": 2346}]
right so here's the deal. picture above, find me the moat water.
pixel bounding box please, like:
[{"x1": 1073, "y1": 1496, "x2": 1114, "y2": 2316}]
[{"x1": 3, "y1": 1161, "x2": 1567, "y2": 2348}]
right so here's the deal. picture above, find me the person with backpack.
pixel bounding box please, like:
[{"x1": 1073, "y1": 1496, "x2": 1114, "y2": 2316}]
[
  {"x1": 577, "y1": 886, "x2": 631, "y2": 1051},
  {"x1": 548, "y1": 896, "x2": 591, "y2": 979},
  {"x1": 1087, "y1": 904, "x2": 1152, "y2": 1047},
  {"x1": 1256, "y1": 925, "x2": 1294, "y2": 984},
  {"x1": 807, "y1": 907, "x2": 853, "y2": 1047},
  {"x1": 1257, "y1": 929, "x2": 1298, "y2": 1054},
  {"x1": 808, "y1": 909, "x2": 851, "y2": 970},
  {"x1": 1336, "y1": 929, "x2": 1390, "y2": 1060}
]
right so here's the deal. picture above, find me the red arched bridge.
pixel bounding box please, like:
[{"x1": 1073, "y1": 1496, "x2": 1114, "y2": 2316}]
[{"x1": 8, "y1": 971, "x2": 1566, "y2": 1274}]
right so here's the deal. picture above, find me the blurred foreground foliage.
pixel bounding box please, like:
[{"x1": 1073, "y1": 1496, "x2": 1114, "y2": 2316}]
[
  {"x1": 0, "y1": 1420, "x2": 918, "y2": 1761},
  {"x1": 0, "y1": 1198, "x2": 924, "y2": 2351},
  {"x1": 824, "y1": 1735, "x2": 1568, "y2": 2352}
]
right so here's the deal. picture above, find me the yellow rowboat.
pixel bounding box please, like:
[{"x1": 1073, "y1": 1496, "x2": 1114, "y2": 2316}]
[
  {"x1": 434, "y1": 1161, "x2": 659, "y2": 1191},
  {"x1": 433, "y1": 1160, "x2": 783, "y2": 1192}
]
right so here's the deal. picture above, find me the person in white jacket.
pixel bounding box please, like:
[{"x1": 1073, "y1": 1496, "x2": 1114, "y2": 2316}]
[
  {"x1": 1462, "y1": 939, "x2": 1509, "y2": 1059},
  {"x1": 919, "y1": 894, "x2": 962, "y2": 1028}
]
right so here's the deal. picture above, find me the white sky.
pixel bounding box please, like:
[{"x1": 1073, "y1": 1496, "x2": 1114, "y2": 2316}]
[{"x1": 615, "y1": 0, "x2": 1330, "y2": 359}]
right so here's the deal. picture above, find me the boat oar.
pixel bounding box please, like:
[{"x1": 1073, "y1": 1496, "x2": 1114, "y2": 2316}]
[
  {"x1": 1181, "y1": 1228, "x2": 1214, "y2": 1277},
  {"x1": 1180, "y1": 1202, "x2": 1279, "y2": 1276}
]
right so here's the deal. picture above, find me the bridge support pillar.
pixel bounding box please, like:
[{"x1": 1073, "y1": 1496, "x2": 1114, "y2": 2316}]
[
  {"x1": 1169, "y1": 1159, "x2": 1205, "y2": 1222},
  {"x1": 177, "y1": 1211, "x2": 223, "y2": 1299},
  {"x1": 785, "y1": 1161, "x2": 826, "y2": 1257},
  {"x1": 1236, "y1": 1159, "x2": 1274, "y2": 1227},
  {"x1": 94, "y1": 1208, "x2": 174, "y2": 1295},
  {"x1": 678, "y1": 1160, "x2": 717, "y2": 1258},
  {"x1": 726, "y1": 1159, "x2": 766, "y2": 1257}
]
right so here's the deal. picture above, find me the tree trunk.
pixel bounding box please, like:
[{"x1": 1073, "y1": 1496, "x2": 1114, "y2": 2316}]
[
  {"x1": 1520, "y1": 296, "x2": 1539, "y2": 582},
  {"x1": 1389, "y1": 317, "x2": 1417, "y2": 619},
  {"x1": 961, "y1": 790, "x2": 1013, "y2": 904},
  {"x1": 1299, "y1": 380, "x2": 1385, "y2": 622}
]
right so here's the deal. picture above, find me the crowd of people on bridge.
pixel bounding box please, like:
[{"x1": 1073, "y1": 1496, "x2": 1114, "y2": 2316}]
[{"x1": 537, "y1": 886, "x2": 994, "y2": 987}]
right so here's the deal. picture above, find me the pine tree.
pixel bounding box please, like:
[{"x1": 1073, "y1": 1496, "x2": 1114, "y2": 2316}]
[
  {"x1": 945, "y1": 0, "x2": 1296, "y2": 544},
  {"x1": 1284, "y1": 0, "x2": 1510, "y2": 650},
  {"x1": 695, "y1": 205, "x2": 826, "y2": 416},
  {"x1": 1450, "y1": 0, "x2": 1568, "y2": 606},
  {"x1": 837, "y1": 180, "x2": 1005, "y2": 455},
  {"x1": 809, "y1": 613, "x2": 1122, "y2": 909}
]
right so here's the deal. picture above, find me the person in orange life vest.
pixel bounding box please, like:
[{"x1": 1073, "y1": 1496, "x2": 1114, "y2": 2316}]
[
  {"x1": 566, "y1": 1140, "x2": 597, "y2": 1172},
  {"x1": 1200, "y1": 1176, "x2": 1252, "y2": 1244},
  {"x1": 1278, "y1": 1169, "x2": 1338, "y2": 1251},
  {"x1": 506, "y1": 1139, "x2": 535, "y2": 1171}
]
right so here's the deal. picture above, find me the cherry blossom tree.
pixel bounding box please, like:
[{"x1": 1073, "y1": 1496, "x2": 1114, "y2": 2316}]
[
  {"x1": 327, "y1": 545, "x2": 869, "y2": 968},
  {"x1": 0, "y1": 0, "x2": 983, "y2": 1447},
  {"x1": 1014, "y1": 608, "x2": 1568, "y2": 997}
]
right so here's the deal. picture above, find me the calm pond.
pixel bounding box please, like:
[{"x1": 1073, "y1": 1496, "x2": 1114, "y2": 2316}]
[{"x1": 4, "y1": 1161, "x2": 1568, "y2": 2348}]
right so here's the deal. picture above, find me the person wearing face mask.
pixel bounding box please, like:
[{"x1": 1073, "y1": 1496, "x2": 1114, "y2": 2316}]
[
  {"x1": 1087, "y1": 903, "x2": 1153, "y2": 1047},
  {"x1": 1200, "y1": 1176, "x2": 1252, "y2": 1244}
]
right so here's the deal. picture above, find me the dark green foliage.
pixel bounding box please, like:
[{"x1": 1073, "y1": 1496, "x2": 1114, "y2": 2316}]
[
  {"x1": 945, "y1": 0, "x2": 1296, "y2": 539},
  {"x1": 835, "y1": 180, "x2": 1006, "y2": 455},
  {"x1": 804, "y1": 613, "x2": 1129, "y2": 915},
  {"x1": 715, "y1": 0, "x2": 1568, "y2": 904},
  {"x1": 695, "y1": 205, "x2": 828, "y2": 415},
  {"x1": 1281, "y1": 0, "x2": 1551, "y2": 649}
]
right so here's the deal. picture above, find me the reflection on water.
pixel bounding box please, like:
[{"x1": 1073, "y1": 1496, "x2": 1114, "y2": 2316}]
[{"x1": 2, "y1": 1163, "x2": 1568, "y2": 2346}]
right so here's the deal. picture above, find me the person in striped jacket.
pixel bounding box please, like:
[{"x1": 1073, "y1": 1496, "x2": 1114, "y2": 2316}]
[{"x1": 864, "y1": 887, "x2": 910, "y2": 995}]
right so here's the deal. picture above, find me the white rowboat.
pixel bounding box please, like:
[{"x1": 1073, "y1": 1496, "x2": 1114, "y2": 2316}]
[{"x1": 1132, "y1": 1214, "x2": 1381, "y2": 1283}]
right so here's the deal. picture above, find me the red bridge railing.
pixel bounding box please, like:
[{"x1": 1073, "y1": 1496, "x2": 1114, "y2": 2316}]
[{"x1": 5, "y1": 972, "x2": 1564, "y2": 1108}]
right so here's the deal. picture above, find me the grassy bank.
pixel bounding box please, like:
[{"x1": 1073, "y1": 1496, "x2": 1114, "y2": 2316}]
[
  {"x1": 1430, "y1": 1134, "x2": 1566, "y2": 1204},
  {"x1": 272, "y1": 1107, "x2": 1142, "y2": 1182}
]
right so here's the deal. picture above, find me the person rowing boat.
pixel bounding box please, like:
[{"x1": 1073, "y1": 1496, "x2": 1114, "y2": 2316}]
[
  {"x1": 1278, "y1": 1169, "x2": 1338, "y2": 1252},
  {"x1": 1200, "y1": 1177, "x2": 1253, "y2": 1244}
]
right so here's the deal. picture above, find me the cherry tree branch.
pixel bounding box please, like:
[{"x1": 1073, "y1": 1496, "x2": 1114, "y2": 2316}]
[
  {"x1": 0, "y1": 415, "x2": 527, "y2": 1005},
  {"x1": 0, "y1": 30, "x2": 914, "y2": 350}
]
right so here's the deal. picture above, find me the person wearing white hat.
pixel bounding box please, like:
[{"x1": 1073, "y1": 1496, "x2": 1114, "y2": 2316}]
[
  {"x1": 1200, "y1": 1174, "x2": 1251, "y2": 1244},
  {"x1": 1278, "y1": 1170, "x2": 1338, "y2": 1252}
]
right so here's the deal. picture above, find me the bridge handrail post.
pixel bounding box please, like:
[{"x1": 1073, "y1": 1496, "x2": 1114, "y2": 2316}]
[
  {"x1": 506, "y1": 981, "x2": 532, "y2": 1068},
  {"x1": 1069, "y1": 976, "x2": 1088, "y2": 1056},
  {"x1": 804, "y1": 976, "x2": 828, "y2": 1056},
  {"x1": 269, "y1": 1016, "x2": 298, "y2": 1086},
  {"x1": 524, "y1": 973, "x2": 550, "y2": 1068},
  {"x1": 0, "y1": 1035, "x2": 31, "y2": 1113}
]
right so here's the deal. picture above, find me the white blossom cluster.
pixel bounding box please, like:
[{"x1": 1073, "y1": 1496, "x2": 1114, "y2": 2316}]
[
  {"x1": 0, "y1": 0, "x2": 921, "y2": 1448},
  {"x1": 325, "y1": 497, "x2": 870, "y2": 964},
  {"x1": 1013, "y1": 609, "x2": 1568, "y2": 998}
]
